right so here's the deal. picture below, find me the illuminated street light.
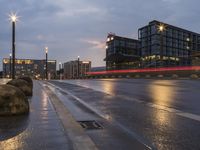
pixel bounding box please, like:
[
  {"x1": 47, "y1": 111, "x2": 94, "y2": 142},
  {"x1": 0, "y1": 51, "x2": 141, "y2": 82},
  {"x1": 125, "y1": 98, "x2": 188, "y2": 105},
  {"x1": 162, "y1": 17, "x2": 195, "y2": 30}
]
[
  {"x1": 9, "y1": 12, "x2": 19, "y2": 23},
  {"x1": 45, "y1": 47, "x2": 48, "y2": 80},
  {"x1": 9, "y1": 12, "x2": 19, "y2": 79}
]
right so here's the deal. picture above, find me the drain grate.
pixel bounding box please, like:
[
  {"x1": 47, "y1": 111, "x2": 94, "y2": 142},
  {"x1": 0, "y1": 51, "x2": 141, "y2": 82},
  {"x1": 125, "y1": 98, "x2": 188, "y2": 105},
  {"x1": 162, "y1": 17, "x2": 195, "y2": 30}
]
[{"x1": 78, "y1": 120, "x2": 103, "y2": 130}]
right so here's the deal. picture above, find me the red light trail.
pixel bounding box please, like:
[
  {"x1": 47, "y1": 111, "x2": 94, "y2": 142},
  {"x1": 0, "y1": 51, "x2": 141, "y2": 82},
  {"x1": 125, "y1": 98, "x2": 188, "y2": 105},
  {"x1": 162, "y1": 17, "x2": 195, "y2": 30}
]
[{"x1": 86, "y1": 66, "x2": 200, "y2": 75}]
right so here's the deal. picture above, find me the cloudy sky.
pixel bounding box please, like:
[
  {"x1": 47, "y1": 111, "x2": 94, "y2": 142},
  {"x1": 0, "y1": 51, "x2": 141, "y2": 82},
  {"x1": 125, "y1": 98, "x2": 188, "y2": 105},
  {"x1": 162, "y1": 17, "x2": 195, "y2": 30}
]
[{"x1": 0, "y1": 0, "x2": 200, "y2": 70}]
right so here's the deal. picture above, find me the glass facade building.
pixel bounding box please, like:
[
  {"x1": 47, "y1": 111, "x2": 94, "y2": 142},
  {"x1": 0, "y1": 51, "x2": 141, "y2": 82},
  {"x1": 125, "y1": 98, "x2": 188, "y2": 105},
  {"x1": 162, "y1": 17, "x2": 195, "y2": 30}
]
[
  {"x1": 64, "y1": 60, "x2": 91, "y2": 79},
  {"x1": 139, "y1": 20, "x2": 200, "y2": 67},
  {"x1": 2, "y1": 58, "x2": 56, "y2": 79},
  {"x1": 105, "y1": 33, "x2": 141, "y2": 70}
]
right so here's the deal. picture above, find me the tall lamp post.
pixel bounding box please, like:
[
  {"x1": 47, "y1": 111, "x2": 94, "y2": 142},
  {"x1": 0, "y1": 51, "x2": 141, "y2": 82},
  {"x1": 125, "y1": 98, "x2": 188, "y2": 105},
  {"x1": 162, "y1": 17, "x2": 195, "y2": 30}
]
[
  {"x1": 9, "y1": 13, "x2": 18, "y2": 79},
  {"x1": 4, "y1": 62, "x2": 7, "y2": 78},
  {"x1": 77, "y1": 56, "x2": 80, "y2": 79},
  {"x1": 9, "y1": 53, "x2": 12, "y2": 78},
  {"x1": 59, "y1": 62, "x2": 62, "y2": 80},
  {"x1": 45, "y1": 47, "x2": 48, "y2": 80},
  {"x1": 158, "y1": 24, "x2": 166, "y2": 67}
]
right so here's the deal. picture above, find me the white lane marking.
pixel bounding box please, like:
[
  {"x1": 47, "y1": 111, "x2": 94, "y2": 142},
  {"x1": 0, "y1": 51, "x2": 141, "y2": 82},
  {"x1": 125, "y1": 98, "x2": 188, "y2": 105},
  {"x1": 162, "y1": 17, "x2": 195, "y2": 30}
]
[
  {"x1": 45, "y1": 82, "x2": 105, "y2": 119},
  {"x1": 55, "y1": 80, "x2": 200, "y2": 123},
  {"x1": 45, "y1": 82, "x2": 155, "y2": 150},
  {"x1": 177, "y1": 112, "x2": 200, "y2": 122},
  {"x1": 117, "y1": 95, "x2": 200, "y2": 122}
]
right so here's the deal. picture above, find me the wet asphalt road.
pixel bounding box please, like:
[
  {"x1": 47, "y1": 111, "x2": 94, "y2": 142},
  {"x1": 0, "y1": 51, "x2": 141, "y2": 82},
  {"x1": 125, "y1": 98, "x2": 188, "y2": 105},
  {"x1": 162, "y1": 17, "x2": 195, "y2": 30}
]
[{"x1": 49, "y1": 79, "x2": 200, "y2": 150}]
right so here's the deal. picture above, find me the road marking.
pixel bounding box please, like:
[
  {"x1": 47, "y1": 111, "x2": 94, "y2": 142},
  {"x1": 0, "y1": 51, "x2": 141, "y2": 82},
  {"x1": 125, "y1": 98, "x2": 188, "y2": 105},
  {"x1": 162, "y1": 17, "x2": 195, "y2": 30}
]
[
  {"x1": 45, "y1": 82, "x2": 155, "y2": 150},
  {"x1": 56, "y1": 80, "x2": 200, "y2": 123},
  {"x1": 177, "y1": 112, "x2": 200, "y2": 122},
  {"x1": 118, "y1": 95, "x2": 200, "y2": 122},
  {"x1": 41, "y1": 83, "x2": 99, "y2": 150}
]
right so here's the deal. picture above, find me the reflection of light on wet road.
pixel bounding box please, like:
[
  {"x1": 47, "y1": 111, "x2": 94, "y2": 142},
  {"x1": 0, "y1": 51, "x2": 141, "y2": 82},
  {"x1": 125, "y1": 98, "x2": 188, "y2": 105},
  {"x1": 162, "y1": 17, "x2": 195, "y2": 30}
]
[
  {"x1": 42, "y1": 90, "x2": 48, "y2": 111},
  {"x1": 0, "y1": 131, "x2": 29, "y2": 150},
  {"x1": 64, "y1": 80, "x2": 116, "y2": 95},
  {"x1": 102, "y1": 82, "x2": 114, "y2": 94},
  {"x1": 148, "y1": 80, "x2": 177, "y2": 107},
  {"x1": 147, "y1": 81, "x2": 177, "y2": 126},
  {"x1": 104, "y1": 114, "x2": 113, "y2": 122}
]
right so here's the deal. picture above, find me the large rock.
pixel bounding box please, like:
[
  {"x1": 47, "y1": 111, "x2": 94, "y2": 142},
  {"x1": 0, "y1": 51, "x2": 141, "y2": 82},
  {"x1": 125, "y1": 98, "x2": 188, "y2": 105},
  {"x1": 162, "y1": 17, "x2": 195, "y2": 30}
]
[
  {"x1": 18, "y1": 76, "x2": 33, "y2": 90},
  {"x1": 0, "y1": 84, "x2": 29, "y2": 116},
  {"x1": 7, "y1": 79, "x2": 32, "y2": 96}
]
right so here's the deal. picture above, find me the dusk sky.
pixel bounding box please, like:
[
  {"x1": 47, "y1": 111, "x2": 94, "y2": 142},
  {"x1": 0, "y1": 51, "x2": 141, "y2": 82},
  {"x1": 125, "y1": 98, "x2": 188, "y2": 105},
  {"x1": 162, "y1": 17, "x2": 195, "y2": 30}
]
[{"x1": 0, "y1": 0, "x2": 200, "y2": 70}]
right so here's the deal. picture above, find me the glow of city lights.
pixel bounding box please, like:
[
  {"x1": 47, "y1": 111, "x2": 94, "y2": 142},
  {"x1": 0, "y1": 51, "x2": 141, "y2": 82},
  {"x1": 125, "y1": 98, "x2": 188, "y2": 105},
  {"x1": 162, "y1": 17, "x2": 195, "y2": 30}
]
[
  {"x1": 107, "y1": 38, "x2": 110, "y2": 42},
  {"x1": 9, "y1": 12, "x2": 19, "y2": 23},
  {"x1": 82, "y1": 61, "x2": 90, "y2": 64},
  {"x1": 45, "y1": 47, "x2": 48, "y2": 53},
  {"x1": 158, "y1": 24, "x2": 166, "y2": 32},
  {"x1": 186, "y1": 38, "x2": 190, "y2": 42}
]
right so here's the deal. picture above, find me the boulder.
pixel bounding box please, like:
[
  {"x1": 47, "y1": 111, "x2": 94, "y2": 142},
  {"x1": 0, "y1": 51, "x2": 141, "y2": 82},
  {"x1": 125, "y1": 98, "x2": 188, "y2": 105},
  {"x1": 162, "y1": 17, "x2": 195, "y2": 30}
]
[
  {"x1": 0, "y1": 84, "x2": 29, "y2": 116},
  {"x1": 7, "y1": 79, "x2": 32, "y2": 96},
  {"x1": 18, "y1": 76, "x2": 33, "y2": 90}
]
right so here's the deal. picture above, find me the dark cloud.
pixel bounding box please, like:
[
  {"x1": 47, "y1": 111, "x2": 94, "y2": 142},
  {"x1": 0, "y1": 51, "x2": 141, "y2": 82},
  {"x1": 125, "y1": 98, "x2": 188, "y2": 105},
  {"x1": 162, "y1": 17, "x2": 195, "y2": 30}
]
[{"x1": 0, "y1": 0, "x2": 200, "y2": 70}]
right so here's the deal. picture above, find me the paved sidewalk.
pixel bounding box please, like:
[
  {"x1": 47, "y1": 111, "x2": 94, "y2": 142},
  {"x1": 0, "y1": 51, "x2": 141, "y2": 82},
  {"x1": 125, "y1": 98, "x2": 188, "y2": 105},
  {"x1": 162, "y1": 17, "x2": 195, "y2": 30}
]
[
  {"x1": 0, "y1": 79, "x2": 10, "y2": 85},
  {"x1": 0, "y1": 81, "x2": 72, "y2": 150}
]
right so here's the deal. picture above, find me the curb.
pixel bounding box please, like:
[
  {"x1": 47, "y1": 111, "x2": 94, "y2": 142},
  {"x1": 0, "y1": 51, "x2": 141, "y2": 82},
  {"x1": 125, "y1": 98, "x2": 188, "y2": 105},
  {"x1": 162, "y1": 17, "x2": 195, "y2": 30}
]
[{"x1": 41, "y1": 83, "x2": 99, "y2": 150}]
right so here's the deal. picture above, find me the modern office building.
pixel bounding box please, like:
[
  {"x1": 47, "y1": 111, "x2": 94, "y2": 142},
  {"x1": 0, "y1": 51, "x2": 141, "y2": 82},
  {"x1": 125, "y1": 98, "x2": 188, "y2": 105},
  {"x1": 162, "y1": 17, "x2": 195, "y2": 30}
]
[
  {"x1": 104, "y1": 33, "x2": 141, "y2": 70},
  {"x1": 2, "y1": 58, "x2": 56, "y2": 79},
  {"x1": 64, "y1": 60, "x2": 91, "y2": 79},
  {"x1": 138, "y1": 20, "x2": 200, "y2": 68}
]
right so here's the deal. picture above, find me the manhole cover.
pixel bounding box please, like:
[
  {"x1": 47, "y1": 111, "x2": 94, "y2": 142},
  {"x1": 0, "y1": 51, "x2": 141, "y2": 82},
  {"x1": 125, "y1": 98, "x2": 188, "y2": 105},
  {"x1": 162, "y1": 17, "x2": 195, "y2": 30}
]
[{"x1": 78, "y1": 120, "x2": 103, "y2": 130}]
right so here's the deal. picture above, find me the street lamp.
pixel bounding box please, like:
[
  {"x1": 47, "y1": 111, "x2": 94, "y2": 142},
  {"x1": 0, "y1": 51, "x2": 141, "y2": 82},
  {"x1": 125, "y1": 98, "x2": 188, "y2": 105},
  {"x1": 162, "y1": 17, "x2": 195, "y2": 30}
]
[
  {"x1": 45, "y1": 47, "x2": 48, "y2": 80},
  {"x1": 158, "y1": 24, "x2": 166, "y2": 67},
  {"x1": 59, "y1": 62, "x2": 62, "y2": 80},
  {"x1": 9, "y1": 53, "x2": 12, "y2": 78},
  {"x1": 77, "y1": 56, "x2": 80, "y2": 79},
  {"x1": 9, "y1": 12, "x2": 19, "y2": 79}
]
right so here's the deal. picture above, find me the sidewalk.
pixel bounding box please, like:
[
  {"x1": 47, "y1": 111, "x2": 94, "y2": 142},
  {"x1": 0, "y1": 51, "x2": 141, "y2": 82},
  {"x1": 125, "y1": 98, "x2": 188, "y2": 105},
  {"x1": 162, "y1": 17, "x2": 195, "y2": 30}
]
[
  {"x1": 0, "y1": 79, "x2": 11, "y2": 85},
  {"x1": 0, "y1": 81, "x2": 72, "y2": 150}
]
